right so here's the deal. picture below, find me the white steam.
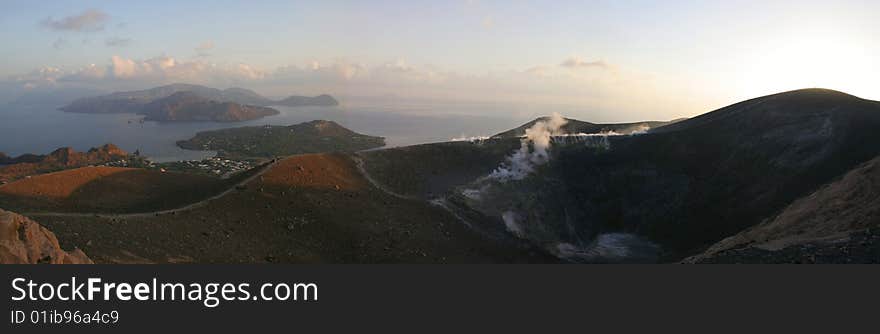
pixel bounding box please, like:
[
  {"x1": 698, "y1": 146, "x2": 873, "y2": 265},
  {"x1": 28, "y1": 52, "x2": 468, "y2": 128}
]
[
  {"x1": 448, "y1": 113, "x2": 660, "y2": 262},
  {"x1": 628, "y1": 124, "x2": 651, "y2": 135},
  {"x1": 501, "y1": 211, "x2": 524, "y2": 238},
  {"x1": 489, "y1": 112, "x2": 568, "y2": 182},
  {"x1": 450, "y1": 135, "x2": 491, "y2": 143}
]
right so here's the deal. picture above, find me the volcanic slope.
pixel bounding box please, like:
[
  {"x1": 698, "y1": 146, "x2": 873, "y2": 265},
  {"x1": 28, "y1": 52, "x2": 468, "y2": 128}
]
[
  {"x1": 547, "y1": 88, "x2": 880, "y2": 259},
  {"x1": 492, "y1": 117, "x2": 681, "y2": 138},
  {"x1": 0, "y1": 166, "x2": 234, "y2": 213},
  {"x1": 32, "y1": 153, "x2": 550, "y2": 264},
  {"x1": 358, "y1": 139, "x2": 522, "y2": 199},
  {"x1": 685, "y1": 155, "x2": 880, "y2": 263}
]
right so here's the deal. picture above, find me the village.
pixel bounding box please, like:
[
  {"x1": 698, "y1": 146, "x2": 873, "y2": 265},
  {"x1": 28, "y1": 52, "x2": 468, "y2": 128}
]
[{"x1": 98, "y1": 155, "x2": 259, "y2": 179}]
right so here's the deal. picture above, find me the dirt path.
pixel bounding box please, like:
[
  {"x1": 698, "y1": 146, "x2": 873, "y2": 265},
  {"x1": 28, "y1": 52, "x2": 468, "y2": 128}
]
[
  {"x1": 21, "y1": 152, "x2": 444, "y2": 220},
  {"x1": 22, "y1": 153, "x2": 416, "y2": 219},
  {"x1": 351, "y1": 154, "x2": 419, "y2": 201},
  {"x1": 21, "y1": 159, "x2": 280, "y2": 219}
]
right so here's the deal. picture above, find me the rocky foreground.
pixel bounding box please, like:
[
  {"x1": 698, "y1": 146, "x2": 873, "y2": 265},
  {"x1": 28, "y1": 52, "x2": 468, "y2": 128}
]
[{"x1": 0, "y1": 209, "x2": 92, "y2": 264}]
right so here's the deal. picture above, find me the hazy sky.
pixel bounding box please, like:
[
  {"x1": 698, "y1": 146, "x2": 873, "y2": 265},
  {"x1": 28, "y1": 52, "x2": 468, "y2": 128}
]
[{"x1": 2, "y1": 0, "x2": 879, "y2": 121}]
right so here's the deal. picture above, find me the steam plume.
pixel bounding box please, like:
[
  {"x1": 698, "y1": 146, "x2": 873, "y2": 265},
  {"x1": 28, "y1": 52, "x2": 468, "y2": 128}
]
[{"x1": 489, "y1": 112, "x2": 568, "y2": 181}]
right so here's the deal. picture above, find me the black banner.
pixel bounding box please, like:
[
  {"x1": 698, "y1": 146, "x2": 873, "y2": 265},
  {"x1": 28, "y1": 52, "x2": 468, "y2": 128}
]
[{"x1": 2, "y1": 265, "x2": 878, "y2": 332}]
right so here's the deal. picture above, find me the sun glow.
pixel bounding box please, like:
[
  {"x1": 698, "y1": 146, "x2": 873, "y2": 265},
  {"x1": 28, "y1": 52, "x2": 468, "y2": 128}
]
[{"x1": 734, "y1": 28, "x2": 877, "y2": 100}]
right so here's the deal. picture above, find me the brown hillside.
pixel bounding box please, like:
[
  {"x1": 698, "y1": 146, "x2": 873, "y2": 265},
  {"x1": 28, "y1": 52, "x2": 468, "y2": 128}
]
[
  {"x1": 260, "y1": 154, "x2": 366, "y2": 191},
  {"x1": 0, "y1": 144, "x2": 128, "y2": 183},
  {"x1": 0, "y1": 166, "x2": 228, "y2": 213}
]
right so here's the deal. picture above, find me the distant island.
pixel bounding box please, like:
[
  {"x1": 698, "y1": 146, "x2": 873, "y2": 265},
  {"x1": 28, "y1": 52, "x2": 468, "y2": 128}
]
[
  {"x1": 177, "y1": 120, "x2": 385, "y2": 158},
  {"x1": 60, "y1": 83, "x2": 339, "y2": 122},
  {"x1": 275, "y1": 94, "x2": 338, "y2": 107},
  {"x1": 141, "y1": 91, "x2": 279, "y2": 122}
]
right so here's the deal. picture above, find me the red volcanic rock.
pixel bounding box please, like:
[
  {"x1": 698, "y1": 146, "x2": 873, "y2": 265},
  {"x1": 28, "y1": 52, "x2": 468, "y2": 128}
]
[
  {"x1": 0, "y1": 209, "x2": 92, "y2": 264},
  {"x1": 45, "y1": 147, "x2": 80, "y2": 166},
  {"x1": 87, "y1": 144, "x2": 128, "y2": 161},
  {"x1": 0, "y1": 144, "x2": 130, "y2": 182}
]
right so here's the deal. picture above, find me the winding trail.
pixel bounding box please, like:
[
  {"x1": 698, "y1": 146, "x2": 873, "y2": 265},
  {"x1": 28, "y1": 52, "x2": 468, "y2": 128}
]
[
  {"x1": 18, "y1": 153, "x2": 420, "y2": 219},
  {"x1": 18, "y1": 159, "x2": 280, "y2": 219},
  {"x1": 17, "y1": 152, "x2": 461, "y2": 223},
  {"x1": 350, "y1": 153, "x2": 419, "y2": 201}
]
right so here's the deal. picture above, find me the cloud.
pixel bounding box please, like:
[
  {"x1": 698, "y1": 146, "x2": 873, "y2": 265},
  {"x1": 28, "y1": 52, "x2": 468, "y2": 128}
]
[
  {"x1": 195, "y1": 41, "x2": 215, "y2": 57},
  {"x1": 52, "y1": 56, "x2": 265, "y2": 88},
  {"x1": 8, "y1": 67, "x2": 64, "y2": 88},
  {"x1": 525, "y1": 66, "x2": 550, "y2": 77},
  {"x1": 5, "y1": 54, "x2": 701, "y2": 120},
  {"x1": 60, "y1": 64, "x2": 106, "y2": 82},
  {"x1": 560, "y1": 56, "x2": 609, "y2": 70},
  {"x1": 272, "y1": 60, "x2": 366, "y2": 84},
  {"x1": 42, "y1": 9, "x2": 109, "y2": 32},
  {"x1": 105, "y1": 37, "x2": 131, "y2": 47}
]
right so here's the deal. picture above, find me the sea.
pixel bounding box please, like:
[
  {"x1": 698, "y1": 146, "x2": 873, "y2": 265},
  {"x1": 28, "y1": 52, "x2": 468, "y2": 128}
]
[{"x1": 0, "y1": 96, "x2": 578, "y2": 162}]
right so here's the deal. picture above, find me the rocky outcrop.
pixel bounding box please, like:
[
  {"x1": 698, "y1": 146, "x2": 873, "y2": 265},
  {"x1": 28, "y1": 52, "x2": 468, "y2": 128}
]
[
  {"x1": 0, "y1": 144, "x2": 129, "y2": 182},
  {"x1": 40, "y1": 144, "x2": 127, "y2": 167},
  {"x1": 0, "y1": 209, "x2": 92, "y2": 264}
]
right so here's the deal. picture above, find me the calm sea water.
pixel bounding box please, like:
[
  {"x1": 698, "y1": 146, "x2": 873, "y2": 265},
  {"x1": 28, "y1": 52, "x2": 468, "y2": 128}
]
[{"x1": 0, "y1": 97, "x2": 556, "y2": 162}]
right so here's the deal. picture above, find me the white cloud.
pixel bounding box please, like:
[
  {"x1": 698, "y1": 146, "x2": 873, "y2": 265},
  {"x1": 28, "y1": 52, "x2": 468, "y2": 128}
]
[
  {"x1": 560, "y1": 56, "x2": 609, "y2": 70},
  {"x1": 60, "y1": 64, "x2": 106, "y2": 82},
  {"x1": 55, "y1": 56, "x2": 264, "y2": 84},
  {"x1": 42, "y1": 9, "x2": 109, "y2": 32},
  {"x1": 9, "y1": 67, "x2": 64, "y2": 87},
  {"x1": 4, "y1": 55, "x2": 703, "y2": 120}
]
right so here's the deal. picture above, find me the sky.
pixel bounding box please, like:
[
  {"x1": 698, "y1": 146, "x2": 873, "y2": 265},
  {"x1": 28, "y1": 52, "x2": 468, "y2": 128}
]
[{"x1": 1, "y1": 0, "x2": 879, "y2": 121}]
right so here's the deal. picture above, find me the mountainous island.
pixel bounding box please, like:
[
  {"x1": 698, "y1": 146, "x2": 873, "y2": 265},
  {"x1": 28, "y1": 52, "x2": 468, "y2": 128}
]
[
  {"x1": 59, "y1": 83, "x2": 339, "y2": 122},
  {"x1": 177, "y1": 120, "x2": 385, "y2": 158},
  {"x1": 140, "y1": 91, "x2": 279, "y2": 122}
]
